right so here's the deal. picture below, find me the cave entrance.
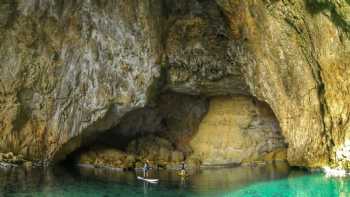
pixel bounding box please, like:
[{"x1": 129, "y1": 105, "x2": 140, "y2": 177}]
[
  {"x1": 61, "y1": 92, "x2": 209, "y2": 170},
  {"x1": 62, "y1": 93, "x2": 287, "y2": 170}
]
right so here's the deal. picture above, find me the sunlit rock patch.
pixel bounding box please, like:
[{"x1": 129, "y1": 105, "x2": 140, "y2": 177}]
[{"x1": 190, "y1": 96, "x2": 287, "y2": 166}]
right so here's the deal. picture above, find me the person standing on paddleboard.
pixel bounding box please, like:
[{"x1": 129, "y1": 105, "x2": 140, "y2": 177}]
[
  {"x1": 143, "y1": 160, "x2": 150, "y2": 178},
  {"x1": 179, "y1": 161, "x2": 186, "y2": 176}
]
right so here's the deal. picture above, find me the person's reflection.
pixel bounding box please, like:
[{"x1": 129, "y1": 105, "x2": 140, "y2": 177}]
[
  {"x1": 143, "y1": 181, "x2": 148, "y2": 196},
  {"x1": 143, "y1": 180, "x2": 155, "y2": 196}
]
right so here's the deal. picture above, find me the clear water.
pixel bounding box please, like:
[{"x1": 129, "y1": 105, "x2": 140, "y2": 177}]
[{"x1": 0, "y1": 162, "x2": 348, "y2": 197}]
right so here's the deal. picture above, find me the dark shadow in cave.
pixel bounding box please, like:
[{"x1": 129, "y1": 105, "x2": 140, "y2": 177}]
[
  {"x1": 61, "y1": 92, "x2": 209, "y2": 167},
  {"x1": 61, "y1": 92, "x2": 288, "y2": 171}
]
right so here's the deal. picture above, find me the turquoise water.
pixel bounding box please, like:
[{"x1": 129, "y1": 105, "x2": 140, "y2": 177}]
[
  {"x1": 226, "y1": 172, "x2": 350, "y2": 197},
  {"x1": 0, "y1": 163, "x2": 348, "y2": 197}
]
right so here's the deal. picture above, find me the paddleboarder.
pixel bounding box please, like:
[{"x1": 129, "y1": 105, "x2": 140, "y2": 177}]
[
  {"x1": 143, "y1": 160, "x2": 150, "y2": 178},
  {"x1": 179, "y1": 161, "x2": 186, "y2": 176}
]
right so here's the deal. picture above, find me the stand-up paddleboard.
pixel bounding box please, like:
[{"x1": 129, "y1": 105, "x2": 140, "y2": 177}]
[{"x1": 137, "y1": 176, "x2": 159, "y2": 183}]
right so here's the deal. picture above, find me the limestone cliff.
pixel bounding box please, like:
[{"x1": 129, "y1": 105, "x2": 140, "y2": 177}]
[
  {"x1": 164, "y1": 0, "x2": 350, "y2": 168},
  {"x1": 0, "y1": 0, "x2": 163, "y2": 164},
  {"x1": 0, "y1": 0, "x2": 349, "y2": 169}
]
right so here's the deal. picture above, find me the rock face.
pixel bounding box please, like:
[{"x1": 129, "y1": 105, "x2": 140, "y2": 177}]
[
  {"x1": 94, "y1": 93, "x2": 208, "y2": 153},
  {"x1": 164, "y1": 0, "x2": 249, "y2": 96},
  {"x1": 190, "y1": 96, "x2": 286, "y2": 165},
  {"x1": 164, "y1": 0, "x2": 350, "y2": 168},
  {"x1": 76, "y1": 136, "x2": 185, "y2": 170},
  {"x1": 217, "y1": 0, "x2": 350, "y2": 168},
  {"x1": 0, "y1": 0, "x2": 349, "y2": 169},
  {"x1": 0, "y1": 0, "x2": 163, "y2": 163}
]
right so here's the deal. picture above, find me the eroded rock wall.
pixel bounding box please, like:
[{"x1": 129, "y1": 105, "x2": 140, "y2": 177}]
[
  {"x1": 190, "y1": 96, "x2": 286, "y2": 165},
  {"x1": 0, "y1": 0, "x2": 349, "y2": 169},
  {"x1": 217, "y1": 0, "x2": 350, "y2": 168},
  {"x1": 94, "y1": 93, "x2": 208, "y2": 153},
  {"x1": 164, "y1": 0, "x2": 350, "y2": 168},
  {"x1": 0, "y1": 0, "x2": 163, "y2": 163},
  {"x1": 163, "y1": 0, "x2": 249, "y2": 95}
]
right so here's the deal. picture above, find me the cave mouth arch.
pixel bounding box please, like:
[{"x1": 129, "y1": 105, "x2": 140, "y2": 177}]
[{"x1": 60, "y1": 92, "x2": 287, "y2": 170}]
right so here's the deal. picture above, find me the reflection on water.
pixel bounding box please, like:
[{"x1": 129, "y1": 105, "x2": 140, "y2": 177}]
[
  {"x1": 77, "y1": 162, "x2": 291, "y2": 195},
  {"x1": 0, "y1": 162, "x2": 347, "y2": 197}
]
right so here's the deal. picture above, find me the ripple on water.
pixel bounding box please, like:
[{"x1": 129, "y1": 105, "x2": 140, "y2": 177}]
[{"x1": 0, "y1": 162, "x2": 348, "y2": 197}]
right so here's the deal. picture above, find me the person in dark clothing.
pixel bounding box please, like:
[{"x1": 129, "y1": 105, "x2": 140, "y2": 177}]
[{"x1": 179, "y1": 161, "x2": 186, "y2": 176}]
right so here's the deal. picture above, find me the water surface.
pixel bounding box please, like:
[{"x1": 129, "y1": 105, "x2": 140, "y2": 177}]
[{"x1": 0, "y1": 163, "x2": 348, "y2": 197}]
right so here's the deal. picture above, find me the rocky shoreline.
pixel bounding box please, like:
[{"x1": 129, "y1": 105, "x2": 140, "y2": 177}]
[
  {"x1": 75, "y1": 158, "x2": 290, "y2": 174},
  {"x1": 0, "y1": 152, "x2": 33, "y2": 169}
]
